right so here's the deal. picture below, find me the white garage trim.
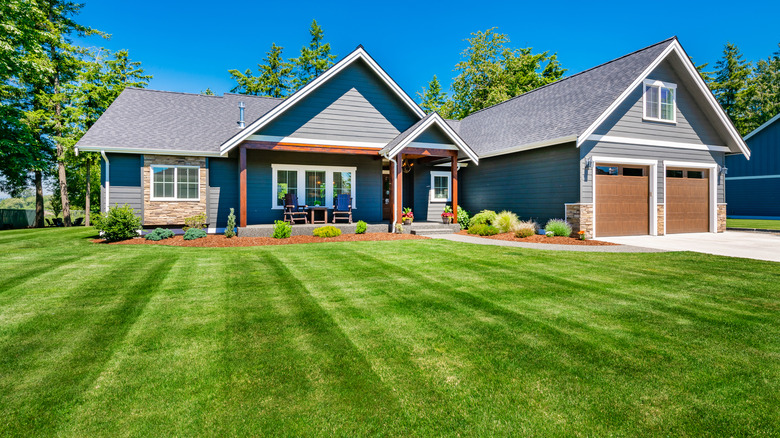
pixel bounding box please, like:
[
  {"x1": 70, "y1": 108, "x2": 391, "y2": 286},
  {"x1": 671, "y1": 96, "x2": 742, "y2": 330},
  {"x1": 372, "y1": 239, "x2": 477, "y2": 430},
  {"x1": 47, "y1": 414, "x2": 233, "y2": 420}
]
[
  {"x1": 590, "y1": 156, "x2": 658, "y2": 239},
  {"x1": 662, "y1": 160, "x2": 718, "y2": 233}
]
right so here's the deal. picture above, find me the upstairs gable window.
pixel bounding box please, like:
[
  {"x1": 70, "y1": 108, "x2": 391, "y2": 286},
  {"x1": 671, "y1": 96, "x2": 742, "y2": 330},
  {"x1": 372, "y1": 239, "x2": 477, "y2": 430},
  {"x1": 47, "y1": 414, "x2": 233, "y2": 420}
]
[{"x1": 643, "y1": 80, "x2": 677, "y2": 123}]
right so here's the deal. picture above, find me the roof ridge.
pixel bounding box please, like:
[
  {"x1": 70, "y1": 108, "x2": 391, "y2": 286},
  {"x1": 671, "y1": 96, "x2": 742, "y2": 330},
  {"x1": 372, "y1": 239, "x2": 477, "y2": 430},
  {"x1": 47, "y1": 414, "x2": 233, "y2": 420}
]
[
  {"x1": 461, "y1": 36, "x2": 677, "y2": 120},
  {"x1": 123, "y1": 87, "x2": 286, "y2": 101}
]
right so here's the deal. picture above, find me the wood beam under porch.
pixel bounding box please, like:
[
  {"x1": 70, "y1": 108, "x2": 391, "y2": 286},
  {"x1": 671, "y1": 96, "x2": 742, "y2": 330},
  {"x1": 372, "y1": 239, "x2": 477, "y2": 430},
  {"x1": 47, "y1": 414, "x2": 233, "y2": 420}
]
[{"x1": 242, "y1": 141, "x2": 380, "y2": 156}]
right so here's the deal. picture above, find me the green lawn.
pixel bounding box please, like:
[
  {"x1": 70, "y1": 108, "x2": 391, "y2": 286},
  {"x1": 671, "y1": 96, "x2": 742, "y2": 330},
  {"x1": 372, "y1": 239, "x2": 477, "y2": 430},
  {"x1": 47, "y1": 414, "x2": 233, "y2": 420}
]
[
  {"x1": 1, "y1": 228, "x2": 779, "y2": 437},
  {"x1": 727, "y1": 218, "x2": 780, "y2": 230}
]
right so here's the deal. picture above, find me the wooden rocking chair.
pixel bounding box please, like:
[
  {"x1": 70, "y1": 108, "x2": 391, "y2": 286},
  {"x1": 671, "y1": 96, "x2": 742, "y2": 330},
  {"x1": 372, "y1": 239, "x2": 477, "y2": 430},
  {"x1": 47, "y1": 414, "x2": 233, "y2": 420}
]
[
  {"x1": 332, "y1": 194, "x2": 352, "y2": 224},
  {"x1": 283, "y1": 193, "x2": 308, "y2": 224}
]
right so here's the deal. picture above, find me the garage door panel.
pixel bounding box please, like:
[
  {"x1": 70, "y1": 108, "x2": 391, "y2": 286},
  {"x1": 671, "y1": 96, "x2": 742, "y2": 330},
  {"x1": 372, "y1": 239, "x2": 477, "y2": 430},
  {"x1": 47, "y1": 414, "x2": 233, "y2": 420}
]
[
  {"x1": 596, "y1": 168, "x2": 649, "y2": 237},
  {"x1": 667, "y1": 169, "x2": 709, "y2": 234}
]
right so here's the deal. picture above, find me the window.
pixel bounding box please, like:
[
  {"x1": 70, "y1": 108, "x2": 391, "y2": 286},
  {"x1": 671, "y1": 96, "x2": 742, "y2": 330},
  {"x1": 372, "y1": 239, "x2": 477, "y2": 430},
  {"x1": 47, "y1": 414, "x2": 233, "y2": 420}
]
[
  {"x1": 276, "y1": 170, "x2": 297, "y2": 206},
  {"x1": 151, "y1": 166, "x2": 199, "y2": 200},
  {"x1": 666, "y1": 169, "x2": 684, "y2": 178},
  {"x1": 622, "y1": 167, "x2": 644, "y2": 177},
  {"x1": 429, "y1": 171, "x2": 451, "y2": 201},
  {"x1": 332, "y1": 171, "x2": 352, "y2": 204},
  {"x1": 596, "y1": 166, "x2": 618, "y2": 176},
  {"x1": 644, "y1": 80, "x2": 677, "y2": 123},
  {"x1": 270, "y1": 164, "x2": 356, "y2": 209},
  {"x1": 687, "y1": 170, "x2": 705, "y2": 179},
  {"x1": 305, "y1": 170, "x2": 326, "y2": 206}
]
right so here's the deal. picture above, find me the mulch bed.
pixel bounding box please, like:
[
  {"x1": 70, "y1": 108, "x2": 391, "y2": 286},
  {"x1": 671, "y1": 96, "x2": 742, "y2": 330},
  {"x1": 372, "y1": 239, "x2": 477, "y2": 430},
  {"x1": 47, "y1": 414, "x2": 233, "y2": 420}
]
[
  {"x1": 456, "y1": 230, "x2": 617, "y2": 246},
  {"x1": 92, "y1": 232, "x2": 428, "y2": 247}
]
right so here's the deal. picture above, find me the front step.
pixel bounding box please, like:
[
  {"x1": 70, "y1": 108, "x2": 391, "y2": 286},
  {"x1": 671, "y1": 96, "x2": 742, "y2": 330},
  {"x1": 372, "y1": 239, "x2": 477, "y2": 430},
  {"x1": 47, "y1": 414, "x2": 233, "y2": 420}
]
[{"x1": 405, "y1": 221, "x2": 460, "y2": 235}]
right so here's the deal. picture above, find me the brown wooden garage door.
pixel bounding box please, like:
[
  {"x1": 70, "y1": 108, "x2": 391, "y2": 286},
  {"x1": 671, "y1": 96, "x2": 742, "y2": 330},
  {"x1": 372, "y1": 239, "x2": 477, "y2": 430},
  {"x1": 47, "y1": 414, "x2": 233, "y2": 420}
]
[
  {"x1": 666, "y1": 168, "x2": 709, "y2": 234},
  {"x1": 596, "y1": 164, "x2": 649, "y2": 237}
]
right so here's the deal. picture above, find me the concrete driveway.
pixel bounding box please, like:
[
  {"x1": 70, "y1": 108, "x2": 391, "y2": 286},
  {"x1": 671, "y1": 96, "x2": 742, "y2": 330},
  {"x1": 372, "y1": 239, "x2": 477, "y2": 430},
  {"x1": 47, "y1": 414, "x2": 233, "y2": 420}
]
[{"x1": 600, "y1": 231, "x2": 780, "y2": 263}]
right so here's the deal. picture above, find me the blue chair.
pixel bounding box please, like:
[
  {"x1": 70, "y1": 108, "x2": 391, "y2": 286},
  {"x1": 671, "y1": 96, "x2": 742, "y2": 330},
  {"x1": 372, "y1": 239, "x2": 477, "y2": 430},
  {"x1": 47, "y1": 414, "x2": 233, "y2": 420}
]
[
  {"x1": 332, "y1": 194, "x2": 352, "y2": 224},
  {"x1": 283, "y1": 193, "x2": 308, "y2": 224}
]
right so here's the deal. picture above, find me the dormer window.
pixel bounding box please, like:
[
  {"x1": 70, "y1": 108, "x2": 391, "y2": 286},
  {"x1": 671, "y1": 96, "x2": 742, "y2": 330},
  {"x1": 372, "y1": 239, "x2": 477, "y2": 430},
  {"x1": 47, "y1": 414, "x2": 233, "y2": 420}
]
[{"x1": 643, "y1": 80, "x2": 676, "y2": 123}]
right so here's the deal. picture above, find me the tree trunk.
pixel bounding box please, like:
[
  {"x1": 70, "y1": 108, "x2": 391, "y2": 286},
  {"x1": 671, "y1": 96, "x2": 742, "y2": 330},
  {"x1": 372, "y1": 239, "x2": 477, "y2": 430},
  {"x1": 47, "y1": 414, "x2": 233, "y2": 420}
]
[
  {"x1": 85, "y1": 159, "x2": 91, "y2": 226},
  {"x1": 35, "y1": 171, "x2": 45, "y2": 228},
  {"x1": 51, "y1": 40, "x2": 71, "y2": 227}
]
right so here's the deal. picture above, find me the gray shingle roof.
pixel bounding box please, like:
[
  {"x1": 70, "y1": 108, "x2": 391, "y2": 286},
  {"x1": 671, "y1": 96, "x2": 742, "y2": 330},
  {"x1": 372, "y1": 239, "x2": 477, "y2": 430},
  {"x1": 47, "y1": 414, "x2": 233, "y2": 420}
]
[
  {"x1": 379, "y1": 112, "x2": 436, "y2": 155},
  {"x1": 457, "y1": 37, "x2": 676, "y2": 156},
  {"x1": 76, "y1": 88, "x2": 282, "y2": 153}
]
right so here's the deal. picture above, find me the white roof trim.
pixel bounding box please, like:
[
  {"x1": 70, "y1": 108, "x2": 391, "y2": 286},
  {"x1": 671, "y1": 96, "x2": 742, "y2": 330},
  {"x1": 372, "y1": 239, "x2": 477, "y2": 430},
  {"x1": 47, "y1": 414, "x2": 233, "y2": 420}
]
[
  {"x1": 380, "y1": 113, "x2": 480, "y2": 164},
  {"x1": 744, "y1": 112, "x2": 780, "y2": 141},
  {"x1": 219, "y1": 46, "x2": 426, "y2": 156},
  {"x1": 78, "y1": 145, "x2": 222, "y2": 157},
  {"x1": 577, "y1": 40, "x2": 751, "y2": 159},
  {"x1": 477, "y1": 135, "x2": 578, "y2": 158}
]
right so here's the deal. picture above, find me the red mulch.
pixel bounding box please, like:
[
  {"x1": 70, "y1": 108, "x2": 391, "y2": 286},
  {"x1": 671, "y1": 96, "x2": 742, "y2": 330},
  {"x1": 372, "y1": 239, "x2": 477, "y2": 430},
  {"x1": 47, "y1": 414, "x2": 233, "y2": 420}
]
[
  {"x1": 92, "y1": 232, "x2": 428, "y2": 247},
  {"x1": 456, "y1": 230, "x2": 617, "y2": 246}
]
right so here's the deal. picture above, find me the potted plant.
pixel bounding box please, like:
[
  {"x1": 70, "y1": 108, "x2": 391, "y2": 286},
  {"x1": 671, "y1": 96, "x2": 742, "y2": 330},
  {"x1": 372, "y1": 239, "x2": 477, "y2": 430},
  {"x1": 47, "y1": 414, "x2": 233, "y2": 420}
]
[
  {"x1": 402, "y1": 207, "x2": 414, "y2": 225},
  {"x1": 441, "y1": 205, "x2": 454, "y2": 224}
]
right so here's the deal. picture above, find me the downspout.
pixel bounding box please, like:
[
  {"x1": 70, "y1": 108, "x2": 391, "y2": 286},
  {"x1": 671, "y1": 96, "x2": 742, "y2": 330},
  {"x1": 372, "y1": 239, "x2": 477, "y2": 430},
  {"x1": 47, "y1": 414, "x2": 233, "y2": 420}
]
[
  {"x1": 100, "y1": 150, "x2": 109, "y2": 212},
  {"x1": 381, "y1": 151, "x2": 399, "y2": 232}
]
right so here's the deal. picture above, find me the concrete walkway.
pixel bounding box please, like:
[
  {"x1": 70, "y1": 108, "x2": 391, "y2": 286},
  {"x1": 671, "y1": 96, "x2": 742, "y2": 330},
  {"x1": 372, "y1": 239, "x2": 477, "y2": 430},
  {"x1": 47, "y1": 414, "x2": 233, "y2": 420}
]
[
  {"x1": 433, "y1": 233, "x2": 664, "y2": 253},
  {"x1": 600, "y1": 231, "x2": 780, "y2": 263}
]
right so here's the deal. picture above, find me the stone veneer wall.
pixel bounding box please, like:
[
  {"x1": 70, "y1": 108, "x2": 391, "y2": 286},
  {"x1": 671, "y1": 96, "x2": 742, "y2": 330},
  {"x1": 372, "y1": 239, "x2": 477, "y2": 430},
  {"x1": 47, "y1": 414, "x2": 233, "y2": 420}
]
[
  {"x1": 565, "y1": 203, "x2": 594, "y2": 239},
  {"x1": 717, "y1": 203, "x2": 727, "y2": 233},
  {"x1": 143, "y1": 155, "x2": 208, "y2": 226},
  {"x1": 657, "y1": 204, "x2": 665, "y2": 235}
]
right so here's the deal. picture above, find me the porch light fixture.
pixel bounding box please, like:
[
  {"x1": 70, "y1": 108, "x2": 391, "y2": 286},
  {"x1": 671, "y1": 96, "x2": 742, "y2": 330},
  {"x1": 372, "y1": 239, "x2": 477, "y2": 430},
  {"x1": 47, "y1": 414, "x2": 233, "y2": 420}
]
[
  {"x1": 585, "y1": 157, "x2": 594, "y2": 170},
  {"x1": 719, "y1": 165, "x2": 728, "y2": 177},
  {"x1": 402, "y1": 159, "x2": 414, "y2": 174}
]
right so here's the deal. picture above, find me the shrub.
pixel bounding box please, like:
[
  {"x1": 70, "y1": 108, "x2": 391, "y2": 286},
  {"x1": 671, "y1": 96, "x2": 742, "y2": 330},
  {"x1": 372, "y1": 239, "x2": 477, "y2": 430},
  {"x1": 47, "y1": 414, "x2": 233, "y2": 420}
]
[
  {"x1": 224, "y1": 208, "x2": 236, "y2": 238},
  {"x1": 467, "y1": 223, "x2": 499, "y2": 236},
  {"x1": 456, "y1": 207, "x2": 470, "y2": 230},
  {"x1": 395, "y1": 223, "x2": 404, "y2": 234},
  {"x1": 183, "y1": 228, "x2": 207, "y2": 240},
  {"x1": 183, "y1": 212, "x2": 207, "y2": 231},
  {"x1": 544, "y1": 219, "x2": 573, "y2": 237},
  {"x1": 469, "y1": 210, "x2": 497, "y2": 228},
  {"x1": 545, "y1": 230, "x2": 555, "y2": 237},
  {"x1": 512, "y1": 220, "x2": 538, "y2": 238},
  {"x1": 145, "y1": 227, "x2": 174, "y2": 241},
  {"x1": 313, "y1": 225, "x2": 341, "y2": 238},
  {"x1": 272, "y1": 220, "x2": 291, "y2": 239},
  {"x1": 494, "y1": 211, "x2": 520, "y2": 233},
  {"x1": 355, "y1": 220, "x2": 367, "y2": 234},
  {"x1": 94, "y1": 204, "x2": 141, "y2": 242}
]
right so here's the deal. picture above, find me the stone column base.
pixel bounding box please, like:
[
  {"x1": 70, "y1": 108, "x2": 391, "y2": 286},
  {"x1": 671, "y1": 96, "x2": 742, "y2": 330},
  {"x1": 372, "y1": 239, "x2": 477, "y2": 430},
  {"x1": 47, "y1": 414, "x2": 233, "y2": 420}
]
[
  {"x1": 717, "y1": 203, "x2": 727, "y2": 232},
  {"x1": 657, "y1": 204, "x2": 665, "y2": 235},
  {"x1": 565, "y1": 203, "x2": 594, "y2": 239}
]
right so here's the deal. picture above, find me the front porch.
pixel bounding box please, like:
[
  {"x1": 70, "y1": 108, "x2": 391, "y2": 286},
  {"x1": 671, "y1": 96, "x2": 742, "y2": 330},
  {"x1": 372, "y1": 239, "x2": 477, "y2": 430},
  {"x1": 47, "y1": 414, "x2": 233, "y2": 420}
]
[{"x1": 238, "y1": 221, "x2": 391, "y2": 237}]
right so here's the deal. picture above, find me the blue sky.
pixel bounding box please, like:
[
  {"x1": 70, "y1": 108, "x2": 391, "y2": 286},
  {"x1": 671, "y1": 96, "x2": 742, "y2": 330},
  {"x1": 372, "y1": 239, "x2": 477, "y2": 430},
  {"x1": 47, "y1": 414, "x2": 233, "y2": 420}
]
[
  {"x1": 2, "y1": 0, "x2": 777, "y2": 199},
  {"x1": 73, "y1": 0, "x2": 779, "y2": 98}
]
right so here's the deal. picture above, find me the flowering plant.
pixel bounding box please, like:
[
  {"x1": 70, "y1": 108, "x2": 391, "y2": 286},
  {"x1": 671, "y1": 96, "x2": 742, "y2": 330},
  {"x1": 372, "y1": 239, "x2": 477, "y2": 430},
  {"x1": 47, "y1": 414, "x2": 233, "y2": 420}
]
[
  {"x1": 441, "y1": 212, "x2": 455, "y2": 218},
  {"x1": 578, "y1": 230, "x2": 586, "y2": 240},
  {"x1": 402, "y1": 207, "x2": 414, "y2": 220}
]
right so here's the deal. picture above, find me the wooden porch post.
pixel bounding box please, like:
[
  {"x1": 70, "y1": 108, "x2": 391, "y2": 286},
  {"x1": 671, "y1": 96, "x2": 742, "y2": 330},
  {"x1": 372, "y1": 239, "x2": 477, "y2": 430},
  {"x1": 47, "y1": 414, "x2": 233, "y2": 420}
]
[
  {"x1": 396, "y1": 153, "x2": 403, "y2": 224},
  {"x1": 239, "y1": 146, "x2": 247, "y2": 228},
  {"x1": 451, "y1": 154, "x2": 458, "y2": 220}
]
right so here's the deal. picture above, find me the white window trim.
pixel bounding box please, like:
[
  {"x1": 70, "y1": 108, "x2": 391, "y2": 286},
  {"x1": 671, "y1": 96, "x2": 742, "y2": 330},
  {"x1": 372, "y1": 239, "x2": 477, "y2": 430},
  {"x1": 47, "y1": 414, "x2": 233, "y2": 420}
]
[
  {"x1": 270, "y1": 164, "x2": 357, "y2": 210},
  {"x1": 663, "y1": 160, "x2": 718, "y2": 234},
  {"x1": 429, "y1": 171, "x2": 452, "y2": 202},
  {"x1": 590, "y1": 156, "x2": 658, "y2": 239},
  {"x1": 642, "y1": 79, "x2": 677, "y2": 124},
  {"x1": 149, "y1": 165, "x2": 201, "y2": 202}
]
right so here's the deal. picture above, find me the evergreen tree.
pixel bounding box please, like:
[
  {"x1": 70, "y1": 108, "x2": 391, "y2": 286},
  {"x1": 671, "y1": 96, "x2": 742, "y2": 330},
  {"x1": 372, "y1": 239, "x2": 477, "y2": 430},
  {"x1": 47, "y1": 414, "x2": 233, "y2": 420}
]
[
  {"x1": 291, "y1": 20, "x2": 336, "y2": 90},
  {"x1": 201, "y1": 88, "x2": 215, "y2": 96},
  {"x1": 258, "y1": 43, "x2": 293, "y2": 98},
  {"x1": 710, "y1": 43, "x2": 754, "y2": 134},
  {"x1": 417, "y1": 75, "x2": 450, "y2": 116},
  {"x1": 749, "y1": 43, "x2": 780, "y2": 130}
]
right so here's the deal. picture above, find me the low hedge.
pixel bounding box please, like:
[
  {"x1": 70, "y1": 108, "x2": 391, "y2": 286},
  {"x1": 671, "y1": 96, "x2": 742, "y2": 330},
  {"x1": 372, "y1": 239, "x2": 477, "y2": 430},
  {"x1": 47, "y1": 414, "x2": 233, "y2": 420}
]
[
  {"x1": 145, "y1": 227, "x2": 175, "y2": 241},
  {"x1": 467, "y1": 223, "x2": 499, "y2": 236},
  {"x1": 183, "y1": 228, "x2": 207, "y2": 240},
  {"x1": 313, "y1": 225, "x2": 341, "y2": 238}
]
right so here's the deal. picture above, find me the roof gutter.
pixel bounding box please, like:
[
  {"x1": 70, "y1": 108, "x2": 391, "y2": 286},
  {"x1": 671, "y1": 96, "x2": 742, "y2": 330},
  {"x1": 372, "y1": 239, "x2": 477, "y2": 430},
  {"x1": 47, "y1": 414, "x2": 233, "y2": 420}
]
[{"x1": 78, "y1": 145, "x2": 223, "y2": 157}]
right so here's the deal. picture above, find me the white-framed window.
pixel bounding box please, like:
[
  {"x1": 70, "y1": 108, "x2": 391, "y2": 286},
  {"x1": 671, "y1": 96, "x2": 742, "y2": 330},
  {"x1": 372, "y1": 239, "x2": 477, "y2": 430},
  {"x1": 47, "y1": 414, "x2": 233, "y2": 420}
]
[
  {"x1": 150, "y1": 165, "x2": 200, "y2": 201},
  {"x1": 429, "y1": 171, "x2": 451, "y2": 202},
  {"x1": 271, "y1": 164, "x2": 357, "y2": 209},
  {"x1": 643, "y1": 79, "x2": 677, "y2": 123}
]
